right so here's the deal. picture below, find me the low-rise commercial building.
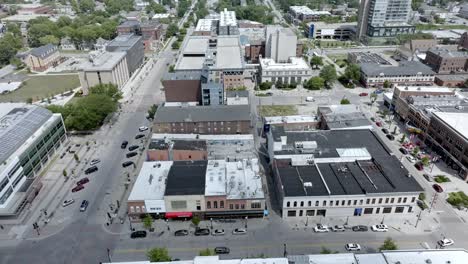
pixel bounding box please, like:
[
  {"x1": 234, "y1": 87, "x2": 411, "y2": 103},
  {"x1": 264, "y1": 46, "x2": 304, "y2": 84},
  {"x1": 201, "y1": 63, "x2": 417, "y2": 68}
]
[
  {"x1": 24, "y1": 44, "x2": 61, "y2": 72},
  {"x1": 0, "y1": 104, "x2": 67, "y2": 217},
  {"x1": 193, "y1": 19, "x2": 216, "y2": 36},
  {"x1": 289, "y1": 6, "x2": 331, "y2": 23},
  {"x1": 425, "y1": 47, "x2": 468, "y2": 74},
  {"x1": 141, "y1": 20, "x2": 163, "y2": 51},
  {"x1": 267, "y1": 127, "x2": 423, "y2": 219},
  {"x1": 106, "y1": 34, "x2": 144, "y2": 76},
  {"x1": 360, "y1": 61, "x2": 435, "y2": 88},
  {"x1": 226, "y1": 90, "x2": 249, "y2": 105},
  {"x1": 117, "y1": 20, "x2": 141, "y2": 35},
  {"x1": 318, "y1": 105, "x2": 372, "y2": 130},
  {"x1": 153, "y1": 104, "x2": 251, "y2": 134},
  {"x1": 306, "y1": 22, "x2": 356, "y2": 40},
  {"x1": 263, "y1": 115, "x2": 319, "y2": 134},
  {"x1": 434, "y1": 74, "x2": 468, "y2": 87},
  {"x1": 392, "y1": 85, "x2": 455, "y2": 117},
  {"x1": 259, "y1": 57, "x2": 312, "y2": 85},
  {"x1": 162, "y1": 71, "x2": 201, "y2": 103}
]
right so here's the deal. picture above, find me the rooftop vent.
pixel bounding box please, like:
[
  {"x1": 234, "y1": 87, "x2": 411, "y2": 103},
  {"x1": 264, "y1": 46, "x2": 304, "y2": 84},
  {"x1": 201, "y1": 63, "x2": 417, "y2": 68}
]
[
  {"x1": 426, "y1": 259, "x2": 432, "y2": 264},
  {"x1": 304, "y1": 182, "x2": 313, "y2": 187}
]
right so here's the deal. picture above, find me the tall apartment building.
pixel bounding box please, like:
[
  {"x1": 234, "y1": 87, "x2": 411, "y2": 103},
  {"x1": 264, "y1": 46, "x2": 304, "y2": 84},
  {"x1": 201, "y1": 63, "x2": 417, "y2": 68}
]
[
  {"x1": 357, "y1": 0, "x2": 415, "y2": 41},
  {"x1": 265, "y1": 26, "x2": 297, "y2": 63},
  {"x1": 218, "y1": 8, "x2": 238, "y2": 35}
]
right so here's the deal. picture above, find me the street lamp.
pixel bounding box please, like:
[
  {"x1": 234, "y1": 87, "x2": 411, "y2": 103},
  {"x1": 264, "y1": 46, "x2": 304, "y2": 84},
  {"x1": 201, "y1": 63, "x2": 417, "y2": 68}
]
[
  {"x1": 245, "y1": 216, "x2": 248, "y2": 229},
  {"x1": 210, "y1": 218, "x2": 213, "y2": 230},
  {"x1": 305, "y1": 215, "x2": 309, "y2": 227}
]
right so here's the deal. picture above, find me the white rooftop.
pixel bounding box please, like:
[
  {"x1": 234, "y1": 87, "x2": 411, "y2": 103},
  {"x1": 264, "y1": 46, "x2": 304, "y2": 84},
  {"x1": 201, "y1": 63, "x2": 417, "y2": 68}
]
[
  {"x1": 0, "y1": 82, "x2": 22, "y2": 93},
  {"x1": 423, "y1": 30, "x2": 463, "y2": 39},
  {"x1": 220, "y1": 8, "x2": 236, "y2": 27},
  {"x1": 382, "y1": 249, "x2": 468, "y2": 264},
  {"x1": 290, "y1": 6, "x2": 331, "y2": 16},
  {"x1": 195, "y1": 19, "x2": 214, "y2": 32},
  {"x1": 216, "y1": 36, "x2": 243, "y2": 69},
  {"x1": 432, "y1": 112, "x2": 468, "y2": 140},
  {"x1": 81, "y1": 51, "x2": 126, "y2": 71},
  {"x1": 106, "y1": 256, "x2": 288, "y2": 264},
  {"x1": 395, "y1": 85, "x2": 453, "y2": 93},
  {"x1": 152, "y1": 133, "x2": 254, "y2": 141},
  {"x1": 128, "y1": 161, "x2": 173, "y2": 201},
  {"x1": 182, "y1": 37, "x2": 209, "y2": 54},
  {"x1": 152, "y1": 13, "x2": 172, "y2": 19},
  {"x1": 205, "y1": 160, "x2": 227, "y2": 196},
  {"x1": 264, "y1": 115, "x2": 318, "y2": 124},
  {"x1": 260, "y1": 57, "x2": 311, "y2": 70},
  {"x1": 176, "y1": 57, "x2": 206, "y2": 70},
  {"x1": 225, "y1": 159, "x2": 264, "y2": 200}
]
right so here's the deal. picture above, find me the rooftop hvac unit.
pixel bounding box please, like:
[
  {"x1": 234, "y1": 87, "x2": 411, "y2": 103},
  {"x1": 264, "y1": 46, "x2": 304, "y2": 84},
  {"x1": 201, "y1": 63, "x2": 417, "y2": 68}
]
[{"x1": 304, "y1": 182, "x2": 312, "y2": 187}]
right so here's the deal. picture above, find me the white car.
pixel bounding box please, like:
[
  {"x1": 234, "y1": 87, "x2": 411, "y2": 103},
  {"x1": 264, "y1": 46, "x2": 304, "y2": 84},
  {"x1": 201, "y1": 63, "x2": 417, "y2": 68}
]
[
  {"x1": 406, "y1": 156, "x2": 417, "y2": 163},
  {"x1": 212, "y1": 229, "x2": 225, "y2": 236},
  {"x1": 232, "y1": 228, "x2": 247, "y2": 235},
  {"x1": 331, "y1": 225, "x2": 346, "y2": 232},
  {"x1": 345, "y1": 243, "x2": 361, "y2": 251},
  {"x1": 90, "y1": 159, "x2": 100, "y2": 166},
  {"x1": 62, "y1": 199, "x2": 75, "y2": 207},
  {"x1": 313, "y1": 224, "x2": 329, "y2": 233},
  {"x1": 139, "y1": 126, "x2": 149, "y2": 132},
  {"x1": 438, "y1": 238, "x2": 454, "y2": 247},
  {"x1": 306, "y1": 96, "x2": 315, "y2": 102},
  {"x1": 371, "y1": 224, "x2": 388, "y2": 232}
]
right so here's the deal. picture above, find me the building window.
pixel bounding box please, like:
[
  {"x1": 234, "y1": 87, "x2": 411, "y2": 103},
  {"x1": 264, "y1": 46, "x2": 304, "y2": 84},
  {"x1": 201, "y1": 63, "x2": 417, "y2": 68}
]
[
  {"x1": 323, "y1": 201, "x2": 326, "y2": 206},
  {"x1": 299, "y1": 210, "x2": 303, "y2": 216},
  {"x1": 171, "y1": 200, "x2": 187, "y2": 209},
  {"x1": 395, "y1": 207, "x2": 404, "y2": 213},
  {"x1": 230, "y1": 204, "x2": 234, "y2": 209},
  {"x1": 408, "y1": 206, "x2": 413, "y2": 213},
  {"x1": 287, "y1": 210, "x2": 296, "y2": 217},
  {"x1": 411, "y1": 197, "x2": 416, "y2": 203},
  {"x1": 130, "y1": 206, "x2": 135, "y2": 213},
  {"x1": 353, "y1": 200, "x2": 357, "y2": 205},
  {"x1": 306, "y1": 210, "x2": 315, "y2": 216},
  {"x1": 366, "y1": 199, "x2": 370, "y2": 204},
  {"x1": 241, "y1": 204, "x2": 245, "y2": 209},
  {"x1": 300, "y1": 201, "x2": 304, "y2": 207},
  {"x1": 364, "y1": 208, "x2": 373, "y2": 214},
  {"x1": 317, "y1": 209, "x2": 326, "y2": 216},
  {"x1": 214, "y1": 201, "x2": 218, "y2": 209},
  {"x1": 315, "y1": 201, "x2": 319, "y2": 206},
  {"x1": 341, "y1": 200, "x2": 345, "y2": 206},
  {"x1": 398, "y1": 197, "x2": 402, "y2": 203},
  {"x1": 385, "y1": 198, "x2": 389, "y2": 203},
  {"x1": 403, "y1": 197, "x2": 407, "y2": 203},
  {"x1": 294, "y1": 201, "x2": 297, "y2": 207},
  {"x1": 335, "y1": 201, "x2": 339, "y2": 206},
  {"x1": 287, "y1": 201, "x2": 290, "y2": 207},
  {"x1": 383, "y1": 207, "x2": 392, "y2": 214},
  {"x1": 235, "y1": 204, "x2": 239, "y2": 209},
  {"x1": 347, "y1": 200, "x2": 351, "y2": 206},
  {"x1": 207, "y1": 201, "x2": 211, "y2": 209},
  {"x1": 220, "y1": 201, "x2": 224, "y2": 208},
  {"x1": 372, "y1": 198, "x2": 376, "y2": 204},
  {"x1": 376, "y1": 208, "x2": 381, "y2": 214},
  {"x1": 359, "y1": 200, "x2": 363, "y2": 205},
  {"x1": 330, "y1": 201, "x2": 333, "y2": 206},
  {"x1": 308, "y1": 201, "x2": 312, "y2": 207},
  {"x1": 378, "y1": 198, "x2": 383, "y2": 204},
  {"x1": 251, "y1": 202, "x2": 261, "y2": 209},
  {"x1": 390, "y1": 198, "x2": 395, "y2": 203}
]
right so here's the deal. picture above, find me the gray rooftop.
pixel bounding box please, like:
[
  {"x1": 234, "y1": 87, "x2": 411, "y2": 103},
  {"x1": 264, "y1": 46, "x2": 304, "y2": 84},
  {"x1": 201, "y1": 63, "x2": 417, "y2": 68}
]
[
  {"x1": 106, "y1": 34, "x2": 141, "y2": 49},
  {"x1": 165, "y1": 160, "x2": 207, "y2": 195},
  {"x1": 226, "y1": 90, "x2": 249, "y2": 98},
  {"x1": 30, "y1": 44, "x2": 57, "y2": 59},
  {"x1": 318, "y1": 105, "x2": 371, "y2": 129},
  {"x1": 360, "y1": 61, "x2": 435, "y2": 77},
  {"x1": 163, "y1": 70, "x2": 201, "y2": 81},
  {"x1": 427, "y1": 47, "x2": 468, "y2": 58},
  {"x1": 117, "y1": 20, "x2": 140, "y2": 28},
  {"x1": 154, "y1": 104, "x2": 251, "y2": 123},
  {"x1": 81, "y1": 51, "x2": 127, "y2": 71}
]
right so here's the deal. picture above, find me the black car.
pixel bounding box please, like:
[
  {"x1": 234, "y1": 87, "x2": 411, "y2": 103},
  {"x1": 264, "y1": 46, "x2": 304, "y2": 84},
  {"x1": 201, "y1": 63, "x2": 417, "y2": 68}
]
[
  {"x1": 84, "y1": 166, "x2": 98, "y2": 175},
  {"x1": 122, "y1": 161, "x2": 135, "y2": 168},
  {"x1": 399, "y1": 147, "x2": 409, "y2": 155},
  {"x1": 130, "y1": 230, "x2": 147, "y2": 239},
  {"x1": 135, "y1": 134, "x2": 145, "y2": 139},
  {"x1": 352, "y1": 225, "x2": 368, "y2": 232},
  {"x1": 126, "y1": 152, "x2": 138, "y2": 158},
  {"x1": 121, "y1": 140, "x2": 128, "y2": 149},
  {"x1": 174, "y1": 230, "x2": 189, "y2": 236},
  {"x1": 194, "y1": 228, "x2": 210, "y2": 236},
  {"x1": 381, "y1": 128, "x2": 389, "y2": 134},
  {"x1": 128, "y1": 145, "x2": 139, "y2": 151},
  {"x1": 386, "y1": 134, "x2": 395, "y2": 141},
  {"x1": 214, "y1": 247, "x2": 230, "y2": 254}
]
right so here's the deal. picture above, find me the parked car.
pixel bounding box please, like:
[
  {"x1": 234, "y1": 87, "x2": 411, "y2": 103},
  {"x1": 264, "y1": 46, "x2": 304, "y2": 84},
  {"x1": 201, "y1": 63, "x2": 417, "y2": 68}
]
[
  {"x1": 212, "y1": 229, "x2": 225, "y2": 236},
  {"x1": 371, "y1": 224, "x2": 388, "y2": 232},
  {"x1": 214, "y1": 247, "x2": 230, "y2": 254},
  {"x1": 437, "y1": 238, "x2": 454, "y2": 247},
  {"x1": 423, "y1": 174, "x2": 433, "y2": 182},
  {"x1": 139, "y1": 126, "x2": 149, "y2": 132},
  {"x1": 359, "y1": 92, "x2": 368, "y2": 97},
  {"x1": 62, "y1": 199, "x2": 75, "y2": 207},
  {"x1": 174, "y1": 230, "x2": 189, "y2": 236},
  {"x1": 414, "y1": 162, "x2": 424, "y2": 171},
  {"x1": 433, "y1": 183, "x2": 444, "y2": 193},
  {"x1": 313, "y1": 224, "x2": 329, "y2": 233},
  {"x1": 121, "y1": 140, "x2": 128, "y2": 149},
  {"x1": 381, "y1": 128, "x2": 389, "y2": 134},
  {"x1": 84, "y1": 166, "x2": 98, "y2": 175},
  {"x1": 126, "y1": 152, "x2": 138, "y2": 158},
  {"x1": 376, "y1": 121, "x2": 382, "y2": 127},
  {"x1": 130, "y1": 230, "x2": 147, "y2": 239},
  {"x1": 306, "y1": 96, "x2": 315, "y2": 102},
  {"x1": 232, "y1": 228, "x2": 247, "y2": 235},
  {"x1": 331, "y1": 225, "x2": 346, "y2": 232},
  {"x1": 374, "y1": 89, "x2": 384, "y2": 94},
  {"x1": 122, "y1": 161, "x2": 135, "y2": 168},
  {"x1": 90, "y1": 159, "x2": 100, "y2": 166},
  {"x1": 72, "y1": 185, "x2": 84, "y2": 193},
  {"x1": 386, "y1": 134, "x2": 395, "y2": 141},
  {"x1": 76, "y1": 177, "x2": 90, "y2": 186},
  {"x1": 79, "y1": 200, "x2": 89, "y2": 212},
  {"x1": 399, "y1": 148, "x2": 409, "y2": 155},
  {"x1": 128, "y1": 145, "x2": 139, "y2": 151},
  {"x1": 352, "y1": 225, "x2": 368, "y2": 232},
  {"x1": 194, "y1": 228, "x2": 210, "y2": 236},
  {"x1": 406, "y1": 156, "x2": 417, "y2": 163},
  {"x1": 135, "y1": 134, "x2": 145, "y2": 139},
  {"x1": 345, "y1": 243, "x2": 361, "y2": 251}
]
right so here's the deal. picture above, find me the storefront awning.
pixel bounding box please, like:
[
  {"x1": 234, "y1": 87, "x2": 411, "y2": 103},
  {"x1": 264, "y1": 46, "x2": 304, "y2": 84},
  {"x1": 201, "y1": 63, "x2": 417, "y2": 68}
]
[{"x1": 165, "y1": 212, "x2": 193, "y2": 218}]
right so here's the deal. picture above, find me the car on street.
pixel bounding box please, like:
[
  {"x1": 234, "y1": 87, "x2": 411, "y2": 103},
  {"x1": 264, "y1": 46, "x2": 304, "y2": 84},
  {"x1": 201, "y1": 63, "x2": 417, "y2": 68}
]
[
  {"x1": 232, "y1": 228, "x2": 247, "y2": 235},
  {"x1": 371, "y1": 224, "x2": 388, "y2": 232},
  {"x1": 314, "y1": 224, "x2": 329, "y2": 233},
  {"x1": 406, "y1": 156, "x2": 417, "y2": 163},
  {"x1": 214, "y1": 247, "x2": 230, "y2": 254},
  {"x1": 121, "y1": 140, "x2": 128, "y2": 149},
  {"x1": 130, "y1": 230, "x2": 147, "y2": 239},
  {"x1": 174, "y1": 230, "x2": 189, "y2": 236},
  {"x1": 359, "y1": 92, "x2": 368, "y2": 97},
  {"x1": 414, "y1": 162, "x2": 424, "y2": 171},
  {"x1": 90, "y1": 159, "x2": 100, "y2": 166},
  {"x1": 135, "y1": 134, "x2": 145, "y2": 139},
  {"x1": 128, "y1": 145, "x2": 139, "y2": 151},
  {"x1": 84, "y1": 165, "x2": 98, "y2": 175},
  {"x1": 72, "y1": 185, "x2": 84, "y2": 193},
  {"x1": 345, "y1": 243, "x2": 361, "y2": 251},
  {"x1": 139, "y1": 126, "x2": 149, "y2": 132},
  {"x1": 437, "y1": 238, "x2": 454, "y2": 247},
  {"x1": 122, "y1": 161, "x2": 134, "y2": 168},
  {"x1": 381, "y1": 128, "x2": 389, "y2": 134},
  {"x1": 399, "y1": 148, "x2": 409, "y2": 155},
  {"x1": 212, "y1": 229, "x2": 225, "y2": 236},
  {"x1": 374, "y1": 89, "x2": 384, "y2": 94},
  {"x1": 352, "y1": 225, "x2": 368, "y2": 232},
  {"x1": 62, "y1": 199, "x2": 75, "y2": 207},
  {"x1": 386, "y1": 134, "x2": 395, "y2": 141},
  {"x1": 376, "y1": 121, "x2": 382, "y2": 127},
  {"x1": 331, "y1": 225, "x2": 346, "y2": 232},
  {"x1": 79, "y1": 200, "x2": 89, "y2": 212},
  {"x1": 306, "y1": 96, "x2": 315, "y2": 102},
  {"x1": 126, "y1": 152, "x2": 138, "y2": 158},
  {"x1": 433, "y1": 183, "x2": 444, "y2": 193},
  {"x1": 423, "y1": 174, "x2": 432, "y2": 182},
  {"x1": 194, "y1": 228, "x2": 210, "y2": 236},
  {"x1": 76, "y1": 177, "x2": 90, "y2": 185}
]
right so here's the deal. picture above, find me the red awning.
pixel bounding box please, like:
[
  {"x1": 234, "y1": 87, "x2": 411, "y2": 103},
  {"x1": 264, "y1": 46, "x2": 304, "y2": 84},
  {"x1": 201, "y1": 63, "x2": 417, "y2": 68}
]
[{"x1": 165, "y1": 212, "x2": 193, "y2": 218}]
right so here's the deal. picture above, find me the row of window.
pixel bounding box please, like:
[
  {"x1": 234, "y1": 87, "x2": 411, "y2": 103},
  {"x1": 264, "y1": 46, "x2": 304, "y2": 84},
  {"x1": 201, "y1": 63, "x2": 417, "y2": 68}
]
[
  {"x1": 285, "y1": 196, "x2": 416, "y2": 208},
  {"x1": 286, "y1": 206, "x2": 413, "y2": 217}
]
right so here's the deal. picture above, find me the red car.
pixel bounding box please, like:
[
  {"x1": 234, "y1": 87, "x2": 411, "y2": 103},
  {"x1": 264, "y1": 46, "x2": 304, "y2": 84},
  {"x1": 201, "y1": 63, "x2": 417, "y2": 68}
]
[
  {"x1": 414, "y1": 162, "x2": 424, "y2": 171},
  {"x1": 433, "y1": 184, "x2": 443, "y2": 193},
  {"x1": 359, "y1": 92, "x2": 368, "y2": 97},
  {"x1": 72, "y1": 185, "x2": 84, "y2": 193},
  {"x1": 76, "y1": 177, "x2": 89, "y2": 186},
  {"x1": 376, "y1": 121, "x2": 382, "y2": 127}
]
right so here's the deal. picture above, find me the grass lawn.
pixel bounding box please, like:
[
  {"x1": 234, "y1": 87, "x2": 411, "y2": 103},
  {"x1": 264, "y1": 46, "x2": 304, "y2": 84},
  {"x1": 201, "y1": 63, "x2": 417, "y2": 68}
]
[
  {"x1": 0, "y1": 74, "x2": 80, "y2": 103},
  {"x1": 258, "y1": 105, "x2": 298, "y2": 117}
]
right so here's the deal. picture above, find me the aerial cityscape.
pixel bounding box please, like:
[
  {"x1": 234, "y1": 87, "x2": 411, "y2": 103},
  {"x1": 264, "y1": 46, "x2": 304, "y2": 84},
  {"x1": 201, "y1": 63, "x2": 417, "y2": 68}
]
[{"x1": 0, "y1": 0, "x2": 467, "y2": 263}]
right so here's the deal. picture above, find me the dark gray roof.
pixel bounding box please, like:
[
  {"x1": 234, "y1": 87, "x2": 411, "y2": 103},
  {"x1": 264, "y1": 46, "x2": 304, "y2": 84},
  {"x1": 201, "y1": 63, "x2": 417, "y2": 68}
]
[
  {"x1": 173, "y1": 140, "x2": 207, "y2": 151},
  {"x1": 226, "y1": 90, "x2": 249, "y2": 98},
  {"x1": 118, "y1": 20, "x2": 140, "y2": 28},
  {"x1": 30, "y1": 44, "x2": 58, "y2": 59},
  {"x1": 149, "y1": 139, "x2": 170, "y2": 150},
  {"x1": 154, "y1": 105, "x2": 251, "y2": 123},
  {"x1": 318, "y1": 105, "x2": 371, "y2": 129},
  {"x1": 106, "y1": 34, "x2": 142, "y2": 50},
  {"x1": 163, "y1": 70, "x2": 201, "y2": 81},
  {"x1": 427, "y1": 47, "x2": 468, "y2": 58},
  {"x1": 165, "y1": 160, "x2": 207, "y2": 195},
  {"x1": 360, "y1": 61, "x2": 434, "y2": 77}
]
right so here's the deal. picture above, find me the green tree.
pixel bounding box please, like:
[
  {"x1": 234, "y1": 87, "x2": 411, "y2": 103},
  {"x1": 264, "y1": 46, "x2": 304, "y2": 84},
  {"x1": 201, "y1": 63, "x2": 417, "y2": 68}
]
[
  {"x1": 0, "y1": 33, "x2": 23, "y2": 66},
  {"x1": 379, "y1": 238, "x2": 398, "y2": 251},
  {"x1": 147, "y1": 104, "x2": 158, "y2": 119},
  {"x1": 421, "y1": 156, "x2": 430, "y2": 166},
  {"x1": 320, "y1": 246, "x2": 338, "y2": 254},
  {"x1": 399, "y1": 134, "x2": 406, "y2": 143},
  {"x1": 383, "y1": 80, "x2": 392, "y2": 88},
  {"x1": 199, "y1": 248, "x2": 215, "y2": 256},
  {"x1": 79, "y1": 0, "x2": 95, "y2": 13},
  {"x1": 340, "y1": 98, "x2": 351, "y2": 105},
  {"x1": 146, "y1": 2, "x2": 166, "y2": 14},
  {"x1": 171, "y1": 41, "x2": 180, "y2": 50},
  {"x1": 310, "y1": 56, "x2": 323, "y2": 69},
  {"x1": 304, "y1": 77, "x2": 324, "y2": 90},
  {"x1": 63, "y1": 169, "x2": 68, "y2": 177},
  {"x1": 344, "y1": 63, "x2": 361, "y2": 83},
  {"x1": 191, "y1": 216, "x2": 201, "y2": 227},
  {"x1": 89, "y1": 83, "x2": 122, "y2": 102},
  {"x1": 146, "y1": 248, "x2": 171, "y2": 262},
  {"x1": 6, "y1": 22, "x2": 21, "y2": 36},
  {"x1": 57, "y1": 16, "x2": 73, "y2": 28},
  {"x1": 39, "y1": 35, "x2": 60, "y2": 45},
  {"x1": 319, "y1": 65, "x2": 337, "y2": 84},
  {"x1": 168, "y1": 65, "x2": 175, "y2": 72},
  {"x1": 259, "y1": 81, "x2": 272, "y2": 90},
  {"x1": 166, "y1": 23, "x2": 179, "y2": 39},
  {"x1": 419, "y1": 192, "x2": 426, "y2": 201},
  {"x1": 104, "y1": 0, "x2": 135, "y2": 15},
  {"x1": 74, "y1": 153, "x2": 79, "y2": 162},
  {"x1": 143, "y1": 214, "x2": 153, "y2": 230}
]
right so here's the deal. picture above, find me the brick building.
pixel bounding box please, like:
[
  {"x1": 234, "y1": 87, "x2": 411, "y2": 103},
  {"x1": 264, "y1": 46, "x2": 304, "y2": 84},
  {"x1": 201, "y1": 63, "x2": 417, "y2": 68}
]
[
  {"x1": 425, "y1": 47, "x2": 468, "y2": 74},
  {"x1": 24, "y1": 44, "x2": 61, "y2": 72},
  {"x1": 162, "y1": 71, "x2": 201, "y2": 103},
  {"x1": 434, "y1": 74, "x2": 467, "y2": 87},
  {"x1": 147, "y1": 139, "x2": 208, "y2": 161}
]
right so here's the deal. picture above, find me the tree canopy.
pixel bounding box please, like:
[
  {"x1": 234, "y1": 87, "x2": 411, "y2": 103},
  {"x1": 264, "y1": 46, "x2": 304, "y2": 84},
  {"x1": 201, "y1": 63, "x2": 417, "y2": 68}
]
[
  {"x1": 304, "y1": 77, "x2": 324, "y2": 90},
  {"x1": 319, "y1": 65, "x2": 337, "y2": 84},
  {"x1": 0, "y1": 33, "x2": 22, "y2": 66},
  {"x1": 147, "y1": 248, "x2": 171, "y2": 262},
  {"x1": 343, "y1": 64, "x2": 361, "y2": 82},
  {"x1": 379, "y1": 238, "x2": 398, "y2": 251},
  {"x1": 104, "y1": 0, "x2": 135, "y2": 15}
]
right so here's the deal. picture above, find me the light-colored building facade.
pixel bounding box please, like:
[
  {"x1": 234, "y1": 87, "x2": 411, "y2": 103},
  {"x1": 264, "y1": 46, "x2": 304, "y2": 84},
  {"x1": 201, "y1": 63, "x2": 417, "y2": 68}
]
[
  {"x1": 259, "y1": 57, "x2": 312, "y2": 85},
  {"x1": 306, "y1": 22, "x2": 356, "y2": 40},
  {"x1": 24, "y1": 44, "x2": 61, "y2": 72},
  {"x1": 360, "y1": 61, "x2": 435, "y2": 87},
  {"x1": 265, "y1": 26, "x2": 297, "y2": 63},
  {"x1": 289, "y1": 6, "x2": 331, "y2": 23}
]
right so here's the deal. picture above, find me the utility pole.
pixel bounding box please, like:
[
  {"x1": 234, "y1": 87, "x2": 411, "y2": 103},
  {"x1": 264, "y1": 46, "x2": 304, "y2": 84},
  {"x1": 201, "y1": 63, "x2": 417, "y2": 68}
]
[
  {"x1": 107, "y1": 248, "x2": 112, "y2": 263},
  {"x1": 429, "y1": 192, "x2": 438, "y2": 213},
  {"x1": 415, "y1": 210, "x2": 423, "y2": 228}
]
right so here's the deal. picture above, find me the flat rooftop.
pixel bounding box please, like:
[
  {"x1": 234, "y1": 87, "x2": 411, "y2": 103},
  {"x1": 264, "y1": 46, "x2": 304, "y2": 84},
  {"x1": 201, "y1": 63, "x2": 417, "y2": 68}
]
[
  {"x1": 432, "y1": 112, "x2": 468, "y2": 141},
  {"x1": 81, "y1": 51, "x2": 126, "y2": 71},
  {"x1": 361, "y1": 61, "x2": 434, "y2": 77},
  {"x1": 260, "y1": 57, "x2": 310, "y2": 70},
  {"x1": 216, "y1": 36, "x2": 243, "y2": 69},
  {"x1": 195, "y1": 19, "x2": 215, "y2": 32},
  {"x1": 128, "y1": 161, "x2": 173, "y2": 201},
  {"x1": 154, "y1": 104, "x2": 251, "y2": 123},
  {"x1": 264, "y1": 115, "x2": 319, "y2": 125},
  {"x1": 318, "y1": 105, "x2": 371, "y2": 130},
  {"x1": 290, "y1": 6, "x2": 331, "y2": 16},
  {"x1": 176, "y1": 57, "x2": 206, "y2": 70},
  {"x1": 395, "y1": 85, "x2": 453, "y2": 93},
  {"x1": 165, "y1": 161, "x2": 207, "y2": 196},
  {"x1": 182, "y1": 37, "x2": 209, "y2": 55}
]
